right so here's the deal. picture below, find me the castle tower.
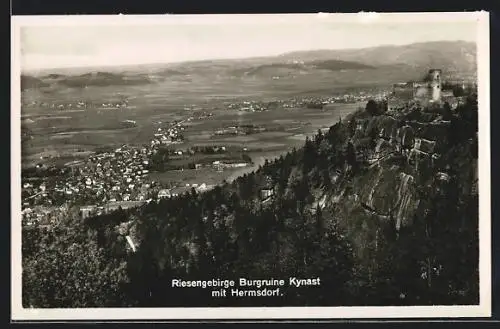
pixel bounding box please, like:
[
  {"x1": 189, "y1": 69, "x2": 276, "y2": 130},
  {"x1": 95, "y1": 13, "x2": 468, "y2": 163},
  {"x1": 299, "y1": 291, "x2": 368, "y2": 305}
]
[{"x1": 428, "y1": 69, "x2": 442, "y2": 102}]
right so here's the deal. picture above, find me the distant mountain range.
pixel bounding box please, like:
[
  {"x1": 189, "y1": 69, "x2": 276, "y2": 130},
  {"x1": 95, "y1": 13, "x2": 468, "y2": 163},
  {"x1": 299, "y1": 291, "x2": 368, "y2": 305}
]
[
  {"x1": 21, "y1": 41, "x2": 476, "y2": 91},
  {"x1": 279, "y1": 40, "x2": 476, "y2": 70}
]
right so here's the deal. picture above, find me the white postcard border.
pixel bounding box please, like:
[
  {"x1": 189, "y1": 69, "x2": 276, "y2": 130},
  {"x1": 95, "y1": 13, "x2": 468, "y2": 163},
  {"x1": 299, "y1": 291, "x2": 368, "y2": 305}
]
[{"x1": 11, "y1": 12, "x2": 491, "y2": 321}]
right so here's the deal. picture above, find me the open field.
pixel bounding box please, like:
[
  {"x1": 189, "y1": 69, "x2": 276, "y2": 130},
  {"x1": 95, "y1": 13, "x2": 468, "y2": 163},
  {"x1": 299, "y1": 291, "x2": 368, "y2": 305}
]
[
  {"x1": 148, "y1": 168, "x2": 236, "y2": 187},
  {"x1": 22, "y1": 97, "x2": 364, "y2": 160},
  {"x1": 147, "y1": 148, "x2": 287, "y2": 188}
]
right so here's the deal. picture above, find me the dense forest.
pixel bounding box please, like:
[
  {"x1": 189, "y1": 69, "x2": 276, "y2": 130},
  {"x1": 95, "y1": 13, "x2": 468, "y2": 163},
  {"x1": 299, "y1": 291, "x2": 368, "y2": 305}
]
[{"x1": 22, "y1": 94, "x2": 480, "y2": 308}]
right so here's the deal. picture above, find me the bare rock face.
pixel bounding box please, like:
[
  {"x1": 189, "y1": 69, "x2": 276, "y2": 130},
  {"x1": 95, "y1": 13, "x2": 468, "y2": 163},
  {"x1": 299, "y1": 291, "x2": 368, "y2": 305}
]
[
  {"x1": 331, "y1": 162, "x2": 419, "y2": 233},
  {"x1": 324, "y1": 97, "x2": 477, "y2": 267}
]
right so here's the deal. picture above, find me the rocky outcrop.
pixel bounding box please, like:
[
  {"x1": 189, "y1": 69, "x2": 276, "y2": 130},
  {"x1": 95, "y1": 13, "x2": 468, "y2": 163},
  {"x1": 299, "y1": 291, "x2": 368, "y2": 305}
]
[
  {"x1": 394, "y1": 172, "x2": 418, "y2": 230},
  {"x1": 325, "y1": 102, "x2": 477, "y2": 261}
]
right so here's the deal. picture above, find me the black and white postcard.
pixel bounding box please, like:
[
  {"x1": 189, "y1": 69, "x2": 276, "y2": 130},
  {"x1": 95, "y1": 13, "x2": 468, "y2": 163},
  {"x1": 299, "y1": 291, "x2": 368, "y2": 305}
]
[{"x1": 11, "y1": 12, "x2": 491, "y2": 320}]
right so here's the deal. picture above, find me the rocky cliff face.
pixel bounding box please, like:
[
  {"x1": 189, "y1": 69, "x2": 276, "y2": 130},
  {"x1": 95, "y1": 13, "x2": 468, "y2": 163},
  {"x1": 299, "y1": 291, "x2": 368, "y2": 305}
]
[{"x1": 319, "y1": 102, "x2": 478, "y2": 269}]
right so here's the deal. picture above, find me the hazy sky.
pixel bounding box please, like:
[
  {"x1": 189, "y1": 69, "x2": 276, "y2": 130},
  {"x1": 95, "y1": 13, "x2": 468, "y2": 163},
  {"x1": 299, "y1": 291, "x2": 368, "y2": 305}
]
[{"x1": 17, "y1": 14, "x2": 479, "y2": 71}]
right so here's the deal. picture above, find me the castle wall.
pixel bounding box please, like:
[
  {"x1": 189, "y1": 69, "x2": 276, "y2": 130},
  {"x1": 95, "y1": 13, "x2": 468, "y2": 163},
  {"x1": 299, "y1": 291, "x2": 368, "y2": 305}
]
[
  {"x1": 393, "y1": 88, "x2": 414, "y2": 100},
  {"x1": 392, "y1": 82, "x2": 415, "y2": 100},
  {"x1": 414, "y1": 85, "x2": 430, "y2": 99}
]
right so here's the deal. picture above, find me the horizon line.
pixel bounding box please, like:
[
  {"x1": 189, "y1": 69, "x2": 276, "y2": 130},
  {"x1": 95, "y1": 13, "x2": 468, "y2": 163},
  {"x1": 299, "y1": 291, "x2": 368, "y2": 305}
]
[{"x1": 20, "y1": 39, "x2": 475, "y2": 75}]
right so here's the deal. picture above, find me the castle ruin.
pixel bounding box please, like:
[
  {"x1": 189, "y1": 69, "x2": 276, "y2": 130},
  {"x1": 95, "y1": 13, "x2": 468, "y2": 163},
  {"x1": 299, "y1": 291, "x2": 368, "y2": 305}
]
[{"x1": 388, "y1": 69, "x2": 443, "y2": 111}]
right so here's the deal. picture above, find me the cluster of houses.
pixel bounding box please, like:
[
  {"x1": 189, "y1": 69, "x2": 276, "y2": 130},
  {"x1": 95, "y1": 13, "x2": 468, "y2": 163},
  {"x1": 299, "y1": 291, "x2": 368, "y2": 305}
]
[
  {"x1": 214, "y1": 125, "x2": 266, "y2": 136},
  {"x1": 287, "y1": 92, "x2": 388, "y2": 109},
  {"x1": 21, "y1": 204, "x2": 70, "y2": 227},
  {"x1": 22, "y1": 145, "x2": 158, "y2": 210},
  {"x1": 191, "y1": 110, "x2": 214, "y2": 119},
  {"x1": 157, "y1": 182, "x2": 213, "y2": 200},
  {"x1": 211, "y1": 160, "x2": 249, "y2": 171},
  {"x1": 226, "y1": 100, "x2": 273, "y2": 112},
  {"x1": 224, "y1": 92, "x2": 383, "y2": 113},
  {"x1": 22, "y1": 99, "x2": 129, "y2": 110},
  {"x1": 98, "y1": 101, "x2": 129, "y2": 109},
  {"x1": 150, "y1": 121, "x2": 185, "y2": 146},
  {"x1": 20, "y1": 115, "x2": 229, "y2": 225}
]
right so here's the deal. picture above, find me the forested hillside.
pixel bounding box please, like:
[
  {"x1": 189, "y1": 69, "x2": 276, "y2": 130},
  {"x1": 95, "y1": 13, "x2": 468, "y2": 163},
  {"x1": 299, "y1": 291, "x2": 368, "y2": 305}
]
[{"x1": 22, "y1": 94, "x2": 479, "y2": 308}]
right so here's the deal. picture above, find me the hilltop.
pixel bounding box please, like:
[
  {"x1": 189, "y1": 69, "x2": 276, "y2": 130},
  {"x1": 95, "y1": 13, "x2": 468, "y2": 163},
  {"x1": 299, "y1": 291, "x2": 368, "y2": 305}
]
[{"x1": 20, "y1": 75, "x2": 49, "y2": 91}]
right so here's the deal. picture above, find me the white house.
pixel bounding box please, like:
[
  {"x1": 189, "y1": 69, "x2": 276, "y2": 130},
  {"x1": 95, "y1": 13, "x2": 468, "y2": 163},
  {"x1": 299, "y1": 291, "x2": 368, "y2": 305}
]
[{"x1": 158, "y1": 189, "x2": 171, "y2": 199}]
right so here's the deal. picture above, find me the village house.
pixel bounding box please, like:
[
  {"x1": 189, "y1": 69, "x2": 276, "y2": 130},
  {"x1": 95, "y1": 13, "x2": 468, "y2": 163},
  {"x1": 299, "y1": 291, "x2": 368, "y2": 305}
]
[
  {"x1": 80, "y1": 205, "x2": 97, "y2": 219},
  {"x1": 158, "y1": 189, "x2": 172, "y2": 199}
]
